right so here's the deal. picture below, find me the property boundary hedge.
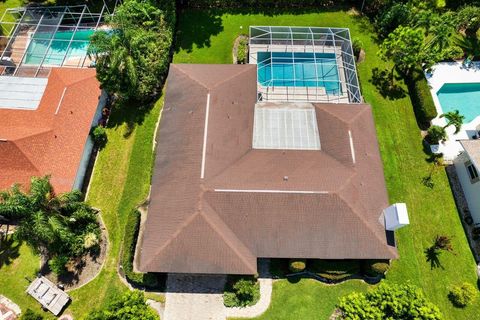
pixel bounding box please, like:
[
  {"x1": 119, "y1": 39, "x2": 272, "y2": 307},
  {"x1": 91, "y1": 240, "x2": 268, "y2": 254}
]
[
  {"x1": 121, "y1": 209, "x2": 157, "y2": 288},
  {"x1": 407, "y1": 71, "x2": 437, "y2": 129},
  {"x1": 178, "y1": 0, "x2": 354, "y2": 8}
]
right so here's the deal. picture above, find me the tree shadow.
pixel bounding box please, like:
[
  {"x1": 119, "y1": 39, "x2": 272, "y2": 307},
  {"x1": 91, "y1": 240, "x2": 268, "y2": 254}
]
[
  {"x1": 369, "y1": 68, "x2": 406, "y2": 100},
  {"x1": 424, "y1": 246, "x2": 444, "y2": 270},
  {"x1": 175, "y1": 9, "x2": 224, "y2": 54},
  {"x1": 107, "y1": 93, "x2": 162, "y2": 137},
  {"x1": 0, "y1": 236, "x2": 21, "y2": 269}
]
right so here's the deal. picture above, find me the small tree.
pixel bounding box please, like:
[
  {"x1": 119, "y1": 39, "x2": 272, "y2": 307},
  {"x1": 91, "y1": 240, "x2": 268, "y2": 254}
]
[
  {"x1": 434, "y1": 235, "x2": 454, "y2": 253},
  {"x1": 426, "y1": 125, "x2": 447, "y2": 144},
  {"x1": 91, "y1": 126, "x2": 108, "y2": 149},
  {"x1": 88, "y1": 290, "x2": 158, "y2": 320},
  {"x1": 440, "y1": 110, "x2": 465, "y2": 134},
  {"x1": 379, "y1": 26, "x2": 426, "y2": 77},
  {"x1": 456, "y1": 6, "x2": 480, "y2": 36},
  {"x1": 449, "y1": 282, "x2": 478, "y2": 307}
]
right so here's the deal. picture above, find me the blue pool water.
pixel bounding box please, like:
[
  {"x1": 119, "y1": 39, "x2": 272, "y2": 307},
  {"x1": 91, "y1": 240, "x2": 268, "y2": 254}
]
[
  {"x1": 437, "y1": 83, "x2": 480, "y2": 123},
  {"x1": 257, "y1": 52, "x2": 341, "y2": 95},
  {"x1": 24, "y1": 29, "x2": 94, "y2": 65}
]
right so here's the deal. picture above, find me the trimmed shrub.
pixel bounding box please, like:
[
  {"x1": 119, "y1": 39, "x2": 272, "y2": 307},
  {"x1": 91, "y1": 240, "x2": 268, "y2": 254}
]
[
  {"x1": 224, "y1": 277, "x2": 260, "y2": 307},
  {"x1": 121, "y1": 209, "x2": 157, "y2": 287},
  {"x1": 49, "y1": 255, "x2": 69, "y2": 276},
  {"x1": 288, "y1": 259, "x2": 306, "y2": 273},
  {"x1": 20, "y1": 309, "x2": 44, "y2": 320},
  {"x1": 236, "y1": 37, "x2": 248, "y2": 64},
  {"x1": 352, "y1": 38, "x2": 363, "y2": 58},
  {"x1": 407, "y1": 71, "x2": 438, "y2": 128},
  {"x1": 310, "y1": 259, "x2": 360, "y2": 281},
  {"x1": 91, "y1": 126, "x2": 108, "y2": 148},
  {"x1": 361, "y1": 260, "x2": 389, "y2": 276},
  {"x1": 448, "y1": 282, "x2": 478, "y2": 307},
  {"x1": 426, "y1": 125, "x2": 447, "y2": 144}
]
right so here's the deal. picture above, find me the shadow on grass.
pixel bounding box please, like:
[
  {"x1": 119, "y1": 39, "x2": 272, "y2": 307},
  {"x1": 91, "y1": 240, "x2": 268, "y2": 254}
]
[
  {"x1": 0, "y1": 236, "x2": 21, "y2": 269},
  {"x1": 424, "y1": 246, "x2": 444, "y2": 270},
  {"x1": 369, "y1": 68, "x2": 406, "y2": 100},
  {"x1": 175, "y1": 5, "x2": 354, "y2": 54},
  {"x1": 107, "y1": 94, "x2": 162, "y2": 138}
]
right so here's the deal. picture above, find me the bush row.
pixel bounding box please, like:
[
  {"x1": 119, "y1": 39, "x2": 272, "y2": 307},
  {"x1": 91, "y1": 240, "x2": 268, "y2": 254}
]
[
  {"x1": 121, "y1": 209, "x2": 157, "y2": 288},
  {"x1": 277, "y1": 259, "x2": 390, "y2": 281},
  {"x1": 407, "y1": 71, "x2": 438, "y2": 129}
]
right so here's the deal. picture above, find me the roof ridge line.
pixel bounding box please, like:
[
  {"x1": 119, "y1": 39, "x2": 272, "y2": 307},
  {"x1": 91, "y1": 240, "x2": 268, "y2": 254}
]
[
  {"x1": 204, "y1": 148, "x2": 253, "y2": 182},
  {"x1": 12, "y1": 128, "x2": 53, "y2": 173},
  {"x1": 336, "y1": 190, "x2": 396, "y2": 256},
  {"x1": 143, "y1": 211, "x2": 201, "y2": 270},
  {"x1": 173, "y1": 65, "x2": 211, "y2": 91},
  {"x1": 201, "y1": 201, "x2": 257, "y2": 273},
  {"x1": 210, "y1": 65, "x2": 256, "y2": 90}
]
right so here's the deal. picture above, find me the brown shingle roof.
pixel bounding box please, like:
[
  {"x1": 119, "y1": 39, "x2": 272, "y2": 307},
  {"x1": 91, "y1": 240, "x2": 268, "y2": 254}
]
[
  {"x1": 0, "y1": 68, "x2": 101, "y2": 193},
  {"x1": 138, "y1": 64, "x2": 397, "y2": 274}
]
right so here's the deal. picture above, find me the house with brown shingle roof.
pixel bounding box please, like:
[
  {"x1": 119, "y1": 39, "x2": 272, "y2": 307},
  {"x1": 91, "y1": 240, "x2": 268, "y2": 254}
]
[
  {"x1": 0, "y1": 68, "x2": 105, "y2": 193},
  {"x1": 137, "y1": 63, "x2": 408, "y2": 275}
]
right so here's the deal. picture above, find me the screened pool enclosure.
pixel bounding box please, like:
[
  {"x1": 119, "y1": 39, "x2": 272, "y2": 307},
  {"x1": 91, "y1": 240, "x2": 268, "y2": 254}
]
[
  {"x1": 249, "y1": 26, "x2": 361, "y2": 103},
  {"x1": 0, "y1": 5, "x2": 111, "y2": 77}
]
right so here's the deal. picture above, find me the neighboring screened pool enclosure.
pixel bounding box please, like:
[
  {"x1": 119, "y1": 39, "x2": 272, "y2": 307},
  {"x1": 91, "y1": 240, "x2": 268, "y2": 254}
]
[
  {"x1": 0, "y1": 5, "x2": 111, "y2": 77},
  {"x1": 249, "y1": 26, "x2": 361, "y2": 103}
]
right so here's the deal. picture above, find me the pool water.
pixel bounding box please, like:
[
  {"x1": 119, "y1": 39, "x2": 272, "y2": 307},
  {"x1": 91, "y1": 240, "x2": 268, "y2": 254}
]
[
  {"x1": 257, "y1": 52, "x2": 341, "y2": 95},
  {"x1": 437, "y1": 83, "x2": 480, "y2": 123},
  {"x1": 23, "y1": 29, "x2": 94, "y2": 65}
]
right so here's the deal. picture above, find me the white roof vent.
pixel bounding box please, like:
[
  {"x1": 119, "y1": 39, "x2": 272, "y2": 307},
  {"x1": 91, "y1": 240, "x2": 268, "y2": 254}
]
[{"x1": 384, "y1": 203, "x2": 409, "y2": 231}]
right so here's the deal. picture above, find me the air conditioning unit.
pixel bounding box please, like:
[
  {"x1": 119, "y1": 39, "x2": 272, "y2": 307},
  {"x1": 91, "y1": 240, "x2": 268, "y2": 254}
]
[{"x1": 384, "y1": 203, "x2": 409, "y2": 231}]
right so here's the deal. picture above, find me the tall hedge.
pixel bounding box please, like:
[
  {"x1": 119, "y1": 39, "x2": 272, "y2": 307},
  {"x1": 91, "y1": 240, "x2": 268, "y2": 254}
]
[
  {"x1": 121, "y1": 209, "x2": 157, "y2": 287},
  {"x1": 179, "y1": 0, "x2": 354, "y2": 8},
  {"x1": 407, "y1": 70, "x2": 438, "y2": 129}
]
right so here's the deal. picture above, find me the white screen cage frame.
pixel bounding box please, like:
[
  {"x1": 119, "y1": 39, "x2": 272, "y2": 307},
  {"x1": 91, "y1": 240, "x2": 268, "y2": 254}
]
[
  {"x1": 0, "y1": 4, "x2": 114, "y2": 78},
  {"x1": 249, "y1": 26, "x2": 362, "y2": 104}
]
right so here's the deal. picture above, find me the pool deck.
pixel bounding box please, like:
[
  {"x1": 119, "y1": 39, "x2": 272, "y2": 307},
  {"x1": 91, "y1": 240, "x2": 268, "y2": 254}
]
[
  {"x1": 426, "y1": 61, "x2": 480, "y2": 160},
  {"x1": 250, "y1": 44, "x2": 349, "y2": 103}
]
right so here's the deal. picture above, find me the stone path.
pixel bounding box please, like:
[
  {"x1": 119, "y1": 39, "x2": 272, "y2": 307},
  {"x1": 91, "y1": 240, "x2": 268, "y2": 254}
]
[{"x1": 225, "y1": 277, "x2": 272, "y2": 318}]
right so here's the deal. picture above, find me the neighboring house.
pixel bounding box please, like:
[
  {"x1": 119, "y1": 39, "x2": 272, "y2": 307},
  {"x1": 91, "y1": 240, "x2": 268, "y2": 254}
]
[
  {"x1": 455, "y1": 140, "x2": 480, "y2": 223},
  {"x1": 0, "y1": 68, "x2": 105, "y2": 193},
  {"x1": 138, "y1": 27, "x2": 408, "y2": 275}
]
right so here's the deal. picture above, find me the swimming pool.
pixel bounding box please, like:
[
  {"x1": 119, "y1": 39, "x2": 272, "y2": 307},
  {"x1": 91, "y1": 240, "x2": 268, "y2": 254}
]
[
  {"x1": 437, "y1": 83, "x2": 480, "y2": 123},
  {"x1": 23, "y1": 29, "x2": 94, "y2": 66},
  {"x1": 257, "y1": 52, "x2": 341, "y2": 95}
]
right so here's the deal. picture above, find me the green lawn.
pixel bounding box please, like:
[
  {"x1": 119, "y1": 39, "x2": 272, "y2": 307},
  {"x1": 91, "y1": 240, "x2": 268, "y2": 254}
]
[
  {"x1": 0, "y1": 98, "x2": 162, "y2": 318},
  {"x1": 174, "y1": 8, "x2": 479, "y2": 320},
  {"x1": 68, "y1": 99, "x2": 162, "y2": 318}
]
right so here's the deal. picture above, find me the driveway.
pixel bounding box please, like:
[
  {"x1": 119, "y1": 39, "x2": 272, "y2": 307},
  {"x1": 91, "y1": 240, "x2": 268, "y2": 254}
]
[{"x1": 163, "y1": 274, "x2": 227, "y2": 320}]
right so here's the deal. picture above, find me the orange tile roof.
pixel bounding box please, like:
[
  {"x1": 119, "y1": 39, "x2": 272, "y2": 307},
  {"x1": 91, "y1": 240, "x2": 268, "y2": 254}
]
[{"x1": 0, "y1": 68, "x2": 101, "y2": 193}]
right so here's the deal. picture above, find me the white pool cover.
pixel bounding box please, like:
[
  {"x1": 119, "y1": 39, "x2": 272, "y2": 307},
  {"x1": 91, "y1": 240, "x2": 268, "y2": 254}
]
[
  {"x1": 0, "y1": 76, "x2": 48, "y2": 110},
  {"x1": 253, "y1": 102, "x2": 321, "y2": 150}
]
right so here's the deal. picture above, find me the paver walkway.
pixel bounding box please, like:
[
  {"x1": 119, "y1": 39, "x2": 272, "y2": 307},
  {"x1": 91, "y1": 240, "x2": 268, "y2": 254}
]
[
  {"x1": 163, "y1": 274, "x2": 227, "y2": 320},
  {"x1": 163, "y1": 260, "x2": 274, "y2": 320}
]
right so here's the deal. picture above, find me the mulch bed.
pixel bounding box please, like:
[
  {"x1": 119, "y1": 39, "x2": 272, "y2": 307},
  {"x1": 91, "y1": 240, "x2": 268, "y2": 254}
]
[{"x1": 44, "y1": 223, "x2": 108, "y2": 291}]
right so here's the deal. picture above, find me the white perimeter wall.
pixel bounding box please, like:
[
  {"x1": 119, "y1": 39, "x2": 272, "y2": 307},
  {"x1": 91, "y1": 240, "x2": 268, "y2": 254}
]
[
  {"x1": 454, "y1": 151, "x2": 480, "y2": 224},
  {"x1": 72, "y1": 90, "x2": 107, "y2": 191}
]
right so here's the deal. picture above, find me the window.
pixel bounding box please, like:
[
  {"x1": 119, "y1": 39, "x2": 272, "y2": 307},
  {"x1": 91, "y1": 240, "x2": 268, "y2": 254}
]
[{"x1": 465, "y1": 161, "x2": 479, "y2": 183}]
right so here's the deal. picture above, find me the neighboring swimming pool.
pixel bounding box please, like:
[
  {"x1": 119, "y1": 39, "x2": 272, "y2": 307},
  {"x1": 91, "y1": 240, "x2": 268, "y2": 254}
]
[
  {"x1": 23, "y1": 29, "x2": 94, "y2": 66},
  {"x1": 257, "y1": 52, "x2": 342, "y2": 95},
  {"x1": 437, "y1": 83, "x2": 480, "y2": 123}
]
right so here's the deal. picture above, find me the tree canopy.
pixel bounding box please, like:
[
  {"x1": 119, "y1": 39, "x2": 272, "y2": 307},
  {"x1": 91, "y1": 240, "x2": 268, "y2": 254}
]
[
  {"x1": 338, "y1": 283, "x2": 443, "y2": 320},
  {"x1": 87, "y1": 290, "x2": 158, "y2": 320},
  {"x1": 88, "y1": 0, "x2": 175, "y2": 102},
  {"x1": 0, "y1": 176, "x2": 100, "y2": 258}
]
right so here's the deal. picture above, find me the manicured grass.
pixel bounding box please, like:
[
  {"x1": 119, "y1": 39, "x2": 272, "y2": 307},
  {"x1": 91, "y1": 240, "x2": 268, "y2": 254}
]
[
  {"x1": 68, "y1": 99, "x2": 163, "y2": 318},
  {"x1": 0, "y1": 98, "x2": 162, "y2": 318},
  {"x1": 174, "y1": 8, "x2": 480, "y2": 319}
]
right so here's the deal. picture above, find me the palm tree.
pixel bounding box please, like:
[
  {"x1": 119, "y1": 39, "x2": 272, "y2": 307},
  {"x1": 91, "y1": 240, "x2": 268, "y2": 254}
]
[
  {"x1": 455, "y1": 35, "x2": 480, "y2": 60},
  {"x1": 440, "y1": 110, "x2": 465, "y2": 134},
  {"x1": 0, "y1": 176, "x2": 100, "y2": 260}
]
